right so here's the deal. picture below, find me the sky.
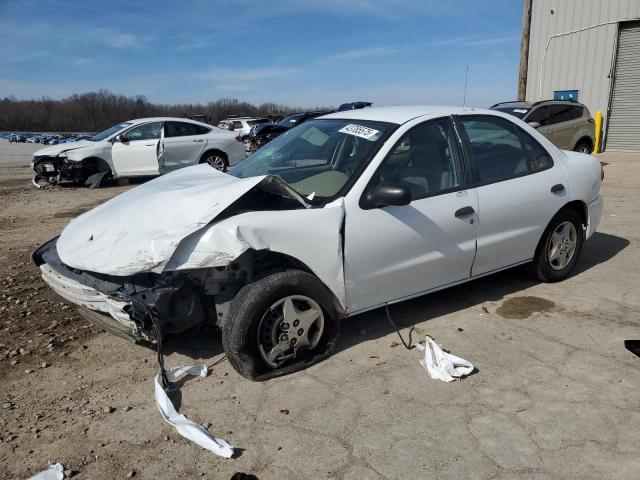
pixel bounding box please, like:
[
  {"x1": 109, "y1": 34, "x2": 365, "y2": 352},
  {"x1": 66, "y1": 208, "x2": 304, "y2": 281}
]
[{"x1": 0, "y1": 0, "x2": 524, "y2": 108}]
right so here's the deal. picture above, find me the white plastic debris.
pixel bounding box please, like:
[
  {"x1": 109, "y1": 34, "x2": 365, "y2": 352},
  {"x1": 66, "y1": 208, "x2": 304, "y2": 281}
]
[
  {"x1": 154, "y1": 365, "x2": 234, "y2": 458},
  {"x1": 28, "y1": 463, "x2": 64, "y2": 480},
  {"x1": 416, "y1": 336, "x2": 474, "y2": 382}
]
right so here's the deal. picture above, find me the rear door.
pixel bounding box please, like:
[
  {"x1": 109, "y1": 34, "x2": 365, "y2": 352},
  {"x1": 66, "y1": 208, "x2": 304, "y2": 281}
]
[
  {"x1": 456, "y1": 115, "x2": 568, "y2": 276},
  {"x1": 547, "y1": 105, "x2": 581, "y2": 149},
  {"x1": 110, "y1": 122, "x2": 162, "y2": 176},
  {"x1": 161, "y1": 121, "x2": 210, "y2": 171}
]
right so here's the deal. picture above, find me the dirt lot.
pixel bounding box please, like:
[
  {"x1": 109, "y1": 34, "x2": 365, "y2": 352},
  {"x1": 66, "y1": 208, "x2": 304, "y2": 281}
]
[{"x1": 1, "y1": 141, "x2": 639, "y2": 479}]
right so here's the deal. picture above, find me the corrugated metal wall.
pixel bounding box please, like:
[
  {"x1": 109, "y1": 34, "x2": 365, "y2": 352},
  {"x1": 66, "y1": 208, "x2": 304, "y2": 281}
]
[
  {"x1": 525, "y1": 0, "x2": 640, "y2": 140},
  {"x1": 606, "y1": 22, "x2": 640, "y2": 151}
]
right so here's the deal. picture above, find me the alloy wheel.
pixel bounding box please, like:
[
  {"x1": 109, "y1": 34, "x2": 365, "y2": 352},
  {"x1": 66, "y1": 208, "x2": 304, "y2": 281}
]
[
  {"x1": 547, "y1": 221, "x2": 577, "y2": 270},
  {"x1": 205, "y1": 154, "x2": 226, "y2": 171}
]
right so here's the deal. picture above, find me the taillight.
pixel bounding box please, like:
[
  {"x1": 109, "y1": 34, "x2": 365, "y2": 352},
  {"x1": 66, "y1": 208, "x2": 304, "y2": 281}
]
[{"x1": 235, "y1": 136, "x2": 242, "y2": 143}]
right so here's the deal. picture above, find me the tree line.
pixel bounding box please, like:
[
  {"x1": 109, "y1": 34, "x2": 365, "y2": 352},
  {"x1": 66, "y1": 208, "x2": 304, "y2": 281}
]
[{"x1": 0, "y1": 90, "x2": 330, "y2": 132}]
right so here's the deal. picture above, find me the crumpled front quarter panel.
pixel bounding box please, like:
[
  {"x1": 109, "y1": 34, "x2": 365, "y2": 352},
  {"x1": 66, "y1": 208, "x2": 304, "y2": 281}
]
[
  {"x1": 57, "y1": 165, "x2": 266, "y2": 275},
  {"x1": 166, "y1": 204, "x2": 347, "y2": 309}
]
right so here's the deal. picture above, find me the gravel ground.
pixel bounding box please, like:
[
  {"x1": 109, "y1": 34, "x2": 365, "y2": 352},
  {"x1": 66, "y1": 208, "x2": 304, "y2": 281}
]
[{"x1": 1, "y1": 141, "x2": 639, "y2": 479}]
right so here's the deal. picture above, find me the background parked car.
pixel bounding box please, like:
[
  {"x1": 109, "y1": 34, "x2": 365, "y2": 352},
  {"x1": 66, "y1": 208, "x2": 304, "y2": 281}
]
[
  {"x1": 217, "y1": 117, "x2": 271, "y2": 149},
  {"x1": 32, "y1": 117, "x2": 246, "y2": 187},
  {"x1": 491, "y1": 100, "x2": 595, "y2": 153},
  {"x1": 247, "y1": 111, "x2": 330, "y2": 152},
  {"x1": 10, "y1": 133, "x2": 27, "y2": 143}
]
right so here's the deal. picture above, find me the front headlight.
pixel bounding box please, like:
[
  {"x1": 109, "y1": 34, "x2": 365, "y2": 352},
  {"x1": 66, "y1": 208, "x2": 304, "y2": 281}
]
[{"x1": 58, "y1": 152, "x2": 68, "y2": 158}]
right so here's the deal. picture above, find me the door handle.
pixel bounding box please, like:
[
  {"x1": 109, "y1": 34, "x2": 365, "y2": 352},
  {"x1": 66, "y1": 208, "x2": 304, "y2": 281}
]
[
  {"x1": 454, "y1": 206, "x2": 475, "y2": 218},
  {"x1": 551, "y1": 184, "x2": 565, "y2": 194},
  {"x1": 192, "y1": 139, "x2": 204, "y2": 142}
]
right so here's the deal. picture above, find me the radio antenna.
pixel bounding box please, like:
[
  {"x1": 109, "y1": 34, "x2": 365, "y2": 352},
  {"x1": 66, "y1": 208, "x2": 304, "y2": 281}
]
[{"x1": 463, "y1": 65, "x2": 469, "y2": 107}]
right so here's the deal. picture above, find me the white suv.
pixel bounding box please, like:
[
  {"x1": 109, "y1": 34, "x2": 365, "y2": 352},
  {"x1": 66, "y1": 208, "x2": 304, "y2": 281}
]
[{"x1": 218, "y1": 117, "x2": 271, "y2": 145}]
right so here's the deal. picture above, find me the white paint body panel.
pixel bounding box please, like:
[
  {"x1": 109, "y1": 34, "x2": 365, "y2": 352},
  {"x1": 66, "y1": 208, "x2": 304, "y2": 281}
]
[{"x1": 57, "y1": 165, "x2": 266, "y2": 275}]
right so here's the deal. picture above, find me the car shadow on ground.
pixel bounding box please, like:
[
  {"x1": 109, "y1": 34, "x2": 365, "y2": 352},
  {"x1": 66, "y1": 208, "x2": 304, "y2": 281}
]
[
  {"x1": 157, "y1": 232, "x2": 628, "y2": 364},
  {"x1": 333, "y1": 231, "x2": 629, "y2": 355}
]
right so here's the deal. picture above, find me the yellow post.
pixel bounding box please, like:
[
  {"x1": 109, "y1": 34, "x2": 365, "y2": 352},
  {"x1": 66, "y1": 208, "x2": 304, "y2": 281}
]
[{"x1": 593, "y1": 111, "x2": 603, "y2": 153}]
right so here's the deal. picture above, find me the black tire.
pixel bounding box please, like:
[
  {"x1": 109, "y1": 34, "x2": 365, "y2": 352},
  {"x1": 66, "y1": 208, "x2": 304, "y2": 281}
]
[
  {"x1": 222, "y1": 270, "x2": 339, "y2": 381},
  {"x1": 573, "y1": 141, "x2": 592, "y2": 154},
  {"x1": 200, "y1": 151, "x2": 228, "y2": 172},
  {"x1": 530, "y1": 208, "x2": 584, "y2": 282}
]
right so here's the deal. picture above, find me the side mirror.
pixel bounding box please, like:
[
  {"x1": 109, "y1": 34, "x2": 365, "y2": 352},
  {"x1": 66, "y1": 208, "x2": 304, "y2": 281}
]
[
  {"x1": 527, "y1": 121, "x2": 541, "y2": 129},
  {"x1": 364, "y1": 183, "x2": 411, "y2": 209},
  {"x1": 114, "y1": 134, "x2": 125, "y2": 142}
]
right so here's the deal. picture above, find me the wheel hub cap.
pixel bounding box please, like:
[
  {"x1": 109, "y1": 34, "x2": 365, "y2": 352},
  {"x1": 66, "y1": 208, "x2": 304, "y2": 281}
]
[
  {"x1": 257, "y1": 295, "x2": 324, "y2": 367},
  {"x1": 548, "y1": 221, "x2": 577, "y2": 270}
]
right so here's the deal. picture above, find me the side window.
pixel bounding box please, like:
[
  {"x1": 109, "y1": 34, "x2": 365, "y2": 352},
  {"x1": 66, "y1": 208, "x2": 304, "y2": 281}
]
[
  {"x1": 518, "y1": 128, "x2": 553, "y2": 171},
  {"x1": 372, "y1": 118, "x2": 464, "y2": 199},
  {"x1": 124, "y1": 122, "x2": 162, "y2": 141},
  {"x1": 459, "y1": 116, "x2": 529, "y2": 183},
  {"x1": 570, "y1": 106, "x2": 584, "y2": 120},
  {"x1": 232, "y1": 121, "x2": 243, "y2": 130},
  {"x1": 549, "y1": 105, "x2": 581, "y2": 124},
  {"x1": 165, "y1": 122, "x2": 209, "y2": 137},
  {"x1": 526, "y1": 106, "x2": 553, "y2": 126}
]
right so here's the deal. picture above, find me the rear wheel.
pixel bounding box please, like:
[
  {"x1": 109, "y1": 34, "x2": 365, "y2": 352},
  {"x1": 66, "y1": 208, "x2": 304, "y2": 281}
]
[
  {"x1": 530, "y1": 209, "x2": 584, "y2": 282},
  {"x1": 222, "y1": 270, "x2": 339, "y2": 381},
  {"x1": 200, "y1": 151, "x2": 228, "y2": 172},
  {"x1": 574, "y1": 141, "x2": 592, "y2": 154}
]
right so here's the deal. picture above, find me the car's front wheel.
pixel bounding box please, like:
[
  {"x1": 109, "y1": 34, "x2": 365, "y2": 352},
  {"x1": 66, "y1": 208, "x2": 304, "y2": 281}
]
[
  {"x1": 222, "y1": 270, "x2": 339, "y2": 380},
  {"x1": 531, "y1": 209, "x2": 584, "y2": 282}
]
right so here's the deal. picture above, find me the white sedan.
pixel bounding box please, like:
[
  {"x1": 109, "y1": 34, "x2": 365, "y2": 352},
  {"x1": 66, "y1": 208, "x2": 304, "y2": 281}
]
[
  {"x1": 31, "y1": 117, "x2": 246, "y2": 187},
  {"x1": 33, "y1": 106, "x2": 603, "y2": 380}
]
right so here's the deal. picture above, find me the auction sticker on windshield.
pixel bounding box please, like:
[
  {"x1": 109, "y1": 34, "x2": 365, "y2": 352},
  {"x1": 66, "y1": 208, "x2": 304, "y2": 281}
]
[{"x1": 339, "y1": 124, "x2": 380, "y2": 140}]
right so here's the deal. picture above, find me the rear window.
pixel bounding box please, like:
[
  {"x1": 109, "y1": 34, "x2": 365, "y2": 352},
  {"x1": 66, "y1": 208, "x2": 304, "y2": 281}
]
[{"x1": 492, "y1": 107, "x2": 530, "y2": 119}]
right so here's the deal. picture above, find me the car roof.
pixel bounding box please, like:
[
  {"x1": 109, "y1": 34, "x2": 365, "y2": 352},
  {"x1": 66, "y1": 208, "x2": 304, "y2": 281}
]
[
  {"x1": 491, "y1": 101, "x2": 532, "y2": 109},
  {"x1": 126, "y1": 117, "x2": 212, "y2": 127},
  {"x1": 319, "y1": 105, "x2": 485, "y2": 125}
]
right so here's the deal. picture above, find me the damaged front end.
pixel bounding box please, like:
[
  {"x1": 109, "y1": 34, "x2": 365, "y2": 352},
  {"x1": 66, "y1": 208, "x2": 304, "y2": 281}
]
[
  {"x1": 32, "y1": 155, "x2": 111, "y2": 188},
  {"x1": 32, "y1": 237, "x2": 213, "y2": 345}
]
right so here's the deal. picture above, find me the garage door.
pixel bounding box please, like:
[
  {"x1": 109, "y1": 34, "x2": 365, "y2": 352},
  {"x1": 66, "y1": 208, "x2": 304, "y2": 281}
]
[{"x1": 607, "y1": 22, "x2": 640, "y2": 151}]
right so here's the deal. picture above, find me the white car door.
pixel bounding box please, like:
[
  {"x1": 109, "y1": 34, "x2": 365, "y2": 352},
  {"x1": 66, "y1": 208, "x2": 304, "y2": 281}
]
[
  {"x1": 456, "y1": 114, "x2": 568, "y2": 276},
  {"x1": 344, "y1": 118, "x2": 479, "y2": 313},
  {"x1": 111, "y1": 121, "x2": 162, "y2": 176},
  {"x1": 161, "y1": 121, "x2": 209, "y2": 172}
]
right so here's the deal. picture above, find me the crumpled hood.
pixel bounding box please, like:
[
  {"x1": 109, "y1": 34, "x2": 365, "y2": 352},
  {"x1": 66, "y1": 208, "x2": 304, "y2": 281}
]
[
  {"x1": 33, "y1": 140, "x2": 97, "y2": 158},
  {"x1": 56, "y1": 164, "x2": 306, "y2": 275}
]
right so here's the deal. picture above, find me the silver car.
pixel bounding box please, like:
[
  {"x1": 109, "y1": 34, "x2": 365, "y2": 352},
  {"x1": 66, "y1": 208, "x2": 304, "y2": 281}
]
[{"x1": 491, "y1": 100, "x2": 595, "y2": 153}]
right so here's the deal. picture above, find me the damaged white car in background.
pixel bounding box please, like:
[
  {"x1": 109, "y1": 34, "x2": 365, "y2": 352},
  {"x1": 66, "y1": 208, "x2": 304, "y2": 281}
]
[
  {"x1": 31, "y1": 117, "x2": 246, "y2": 188},
  {"x1": 33, "y1": 106, "x2": 604, "y2": 380}
]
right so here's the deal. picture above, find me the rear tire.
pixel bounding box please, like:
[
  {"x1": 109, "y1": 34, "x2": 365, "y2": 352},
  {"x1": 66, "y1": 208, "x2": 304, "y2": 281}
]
[
  {"x1": 222, "y1": 270, "x2": 339, "y2": 381},
  {"x1": 573, "y1": 141, "x2": 592, "y2": 154},
  {"x1": 530, "y1": 209, "x2": 584, "y2": 282},
  {"x1": 200, "y1": 151, "x2": 228, "y2": 172}
]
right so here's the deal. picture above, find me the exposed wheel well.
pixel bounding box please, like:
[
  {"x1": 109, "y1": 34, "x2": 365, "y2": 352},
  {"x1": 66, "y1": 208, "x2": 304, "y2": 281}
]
[
  {"x1": 81, "y1": 157, "x2": 112, "y2": 174},
  {"x1": 207, "y1": 249, "x2": 343, "y2": 326},
  {"x1": 560, "y1": 200, "x2": 587, "y2": 229}
]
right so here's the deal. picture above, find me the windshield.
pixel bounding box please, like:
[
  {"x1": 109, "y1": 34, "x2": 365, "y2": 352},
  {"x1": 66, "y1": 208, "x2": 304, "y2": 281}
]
[
  {"x1": 92, "y1": 122, "x2": 132, "y2": 142},
  {"x1": 493, "y1": 107, "x2": 530, "y2": 119},
  {"x1": 229, "y1": 118, "x2": 396, "y2": 202}
]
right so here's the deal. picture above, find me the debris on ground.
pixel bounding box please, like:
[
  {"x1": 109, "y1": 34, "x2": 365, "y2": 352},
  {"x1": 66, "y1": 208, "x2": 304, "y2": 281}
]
[
  {"x1": 416, "y1": 336, "x2": 474, "y2": 382},
  {"x1": 27, "y1": 463, "x2": 64, "y2": 480},
  {"x1": 154, "y1": 365, "x2": 234, "y2": 458}
]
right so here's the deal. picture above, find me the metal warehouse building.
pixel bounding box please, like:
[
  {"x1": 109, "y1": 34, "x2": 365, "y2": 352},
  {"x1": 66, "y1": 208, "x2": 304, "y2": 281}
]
[{"x1": 521, "y1": 0, "x2": 640, "y2": 151}]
